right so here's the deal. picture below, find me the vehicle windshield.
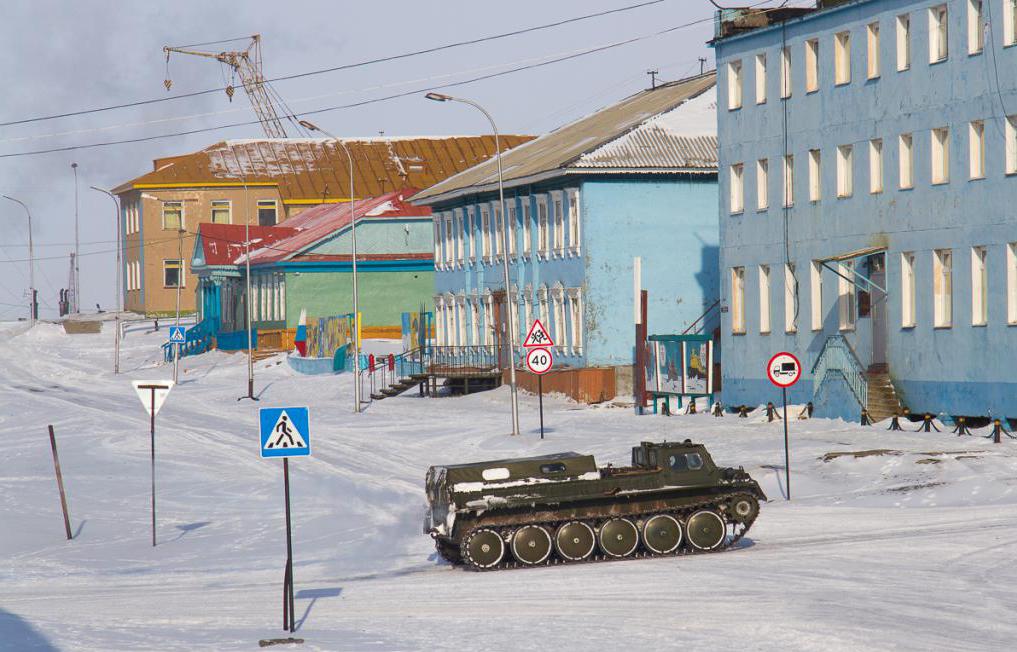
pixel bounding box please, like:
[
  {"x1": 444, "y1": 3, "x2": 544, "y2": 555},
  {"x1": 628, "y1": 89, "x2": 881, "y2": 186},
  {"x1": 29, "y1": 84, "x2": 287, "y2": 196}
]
[{"x1": 669, "y1": 452, "x2": 704, "y2": 471}]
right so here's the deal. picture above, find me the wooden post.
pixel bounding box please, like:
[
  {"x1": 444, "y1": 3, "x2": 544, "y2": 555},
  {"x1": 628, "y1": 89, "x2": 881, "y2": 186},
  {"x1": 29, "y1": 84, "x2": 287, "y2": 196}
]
[{"x1": 47, "y1": 426, "x2": 72, "y2": 540}]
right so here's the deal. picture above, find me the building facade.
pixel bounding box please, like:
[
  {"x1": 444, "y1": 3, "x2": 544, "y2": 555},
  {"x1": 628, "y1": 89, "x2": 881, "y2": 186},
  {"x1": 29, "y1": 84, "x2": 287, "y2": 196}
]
[
  {"x1": 414, "y1": 74, "x2": 719, "y2": 398},
  {"x1": 114, "y1": 136, "x2": 532, "y2": 316},
  {"x1": 191, "y1": 190, "x2": 433, "y2": 347},
  {"x1": 713, "y1": 0, "x2": 1017, "y2": 420}
]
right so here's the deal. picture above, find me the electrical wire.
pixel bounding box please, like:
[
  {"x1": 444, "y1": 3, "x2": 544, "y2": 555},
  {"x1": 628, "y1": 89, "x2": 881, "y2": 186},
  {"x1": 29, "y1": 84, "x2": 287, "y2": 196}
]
[{"x1": 0, "y1": 0, "x2": 673, "y2": 128}]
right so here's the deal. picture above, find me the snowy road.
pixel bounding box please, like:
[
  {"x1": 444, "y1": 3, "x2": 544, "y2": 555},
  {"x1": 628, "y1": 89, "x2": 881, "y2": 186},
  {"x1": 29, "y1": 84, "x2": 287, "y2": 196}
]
[{"x1": 2, "y1": 322, "x2": 1016, "y2": 651}]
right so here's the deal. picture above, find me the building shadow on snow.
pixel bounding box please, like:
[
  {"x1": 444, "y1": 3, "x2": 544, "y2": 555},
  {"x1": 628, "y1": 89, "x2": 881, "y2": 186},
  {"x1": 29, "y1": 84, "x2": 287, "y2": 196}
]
[{"x1": 0, "y1": 609, "x2": 59, "y2": 651}]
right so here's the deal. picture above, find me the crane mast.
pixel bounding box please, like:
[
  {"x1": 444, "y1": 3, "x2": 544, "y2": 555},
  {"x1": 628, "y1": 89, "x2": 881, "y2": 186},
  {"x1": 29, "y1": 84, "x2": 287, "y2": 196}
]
[{"x1": 163, "y1": 34, "x2": 287, "y2": 138}]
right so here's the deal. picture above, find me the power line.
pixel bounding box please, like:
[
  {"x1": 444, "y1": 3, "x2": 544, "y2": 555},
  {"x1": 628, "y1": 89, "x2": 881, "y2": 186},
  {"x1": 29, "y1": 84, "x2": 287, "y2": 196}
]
[{"x1": 0, "y1": 0, "x2": 671, "y2": 127}]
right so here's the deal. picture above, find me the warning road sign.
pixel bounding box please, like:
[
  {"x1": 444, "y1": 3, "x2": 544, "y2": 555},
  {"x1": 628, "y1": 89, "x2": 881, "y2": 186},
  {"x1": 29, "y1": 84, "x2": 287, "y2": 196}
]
[
  {"x1": 523, "y1": 319, "x2": 554, "y2": 348},
  {"x1": 260, "y1": 407, "x2": 311, "y2": 458},
  {"x1": 168, "y1": 326, "x2": 186, "y2": 344},
  {"x1": 132, "y1": 380, "x2": 174, "y2": 416},
  {"x1": 766, "y1": 352, "x2": 802, "y2": 388}
]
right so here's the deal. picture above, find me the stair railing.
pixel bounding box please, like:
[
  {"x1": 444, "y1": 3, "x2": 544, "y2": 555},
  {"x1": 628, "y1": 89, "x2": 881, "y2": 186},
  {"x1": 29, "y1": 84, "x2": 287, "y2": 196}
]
[{"x1": 810, "y1": 334, "x2": 868, "y2": 408}]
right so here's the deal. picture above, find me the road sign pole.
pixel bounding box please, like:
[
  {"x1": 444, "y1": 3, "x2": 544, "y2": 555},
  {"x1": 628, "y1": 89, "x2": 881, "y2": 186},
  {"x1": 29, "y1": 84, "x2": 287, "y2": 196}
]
[
  {"x1": 150, "y1": 387, "x2": 157, "y2": 547},
  {"x1": 283, "y1": 458, "x2": 294, "y2": 633},
  {"x1": 782, "y1": 386, "x2": 790, "y2": 501},
  {"x1": 538, "y1": 375, "x2": 544, "y2": 440},
  {"x1": 47, "y1": 425, "x2": 73, "y2": 541}
]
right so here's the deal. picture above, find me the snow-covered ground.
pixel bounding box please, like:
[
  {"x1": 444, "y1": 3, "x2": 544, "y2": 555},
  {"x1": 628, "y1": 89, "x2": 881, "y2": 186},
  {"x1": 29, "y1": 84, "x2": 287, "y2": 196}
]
[{"x1": 2, "y1": 321, "x2": 1016, "y2": 651}]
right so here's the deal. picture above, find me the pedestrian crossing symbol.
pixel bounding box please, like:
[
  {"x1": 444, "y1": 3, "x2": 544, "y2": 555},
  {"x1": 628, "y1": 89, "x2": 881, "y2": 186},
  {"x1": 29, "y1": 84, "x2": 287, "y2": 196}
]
[
  {"x1": 168, "y1": 326, "x2": 186, "y2": 344},
  {"x1": 259, "y1": 407, "x2": 311, "y2": 458}
]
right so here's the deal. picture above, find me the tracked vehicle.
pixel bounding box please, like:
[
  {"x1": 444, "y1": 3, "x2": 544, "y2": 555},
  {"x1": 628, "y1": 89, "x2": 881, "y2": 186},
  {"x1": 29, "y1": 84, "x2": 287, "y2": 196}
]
[{"x1": 424, "y1": 440, "x2": 765, "y2": 570}]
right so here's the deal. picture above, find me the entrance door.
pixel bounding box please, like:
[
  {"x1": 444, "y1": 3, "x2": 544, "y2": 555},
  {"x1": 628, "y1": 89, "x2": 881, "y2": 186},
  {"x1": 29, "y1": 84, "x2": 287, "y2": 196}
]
[{"x1": 870, "y1": 254, "x2": 887, "y2": 368}]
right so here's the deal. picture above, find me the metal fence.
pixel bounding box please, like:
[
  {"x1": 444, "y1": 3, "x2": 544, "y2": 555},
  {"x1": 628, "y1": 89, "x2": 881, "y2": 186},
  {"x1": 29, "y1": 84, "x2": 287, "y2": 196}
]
[{"x1": 811, "y1": 334, "x2": 867, "y2": 408}]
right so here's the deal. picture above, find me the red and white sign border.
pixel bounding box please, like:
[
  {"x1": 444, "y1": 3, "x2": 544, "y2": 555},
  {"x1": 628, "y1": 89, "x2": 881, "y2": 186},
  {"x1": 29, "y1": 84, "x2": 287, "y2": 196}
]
[
  {"x1": 522, "y1": 318, "x2": 554, "y2": 348},
  {"x1": 766, "y1": 351, "x2": 802, "y2": 388},
  {"x1": 525, "y1": 347, "x2": 554, "y2": 375}
]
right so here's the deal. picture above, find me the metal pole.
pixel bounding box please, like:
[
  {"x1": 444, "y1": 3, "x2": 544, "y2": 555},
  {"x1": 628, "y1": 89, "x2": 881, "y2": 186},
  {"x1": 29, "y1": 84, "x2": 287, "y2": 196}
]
[
  {"x1": 782, "y1": 386, "x2": 790, "y2": 500},
  {"x1": 150, "y1": 387, "x2": 157, "y2": 546},
  {"x1": 538, "y1": 374, "x2": 544, "y2": 439},
  {"x1": 173, "y1": 227, "x2": 183, "y2": 383},
  {"x1": 296, "y1": 120, "x2": 361, "y2": 413},
  {"x1": 283, "y1": 458, "x2": 294, "y2": 633},
  {"x1": 91, "y1": 187, "x2": 123, "y2": 374},
  {"x1": 2, "y1": 196, "x2": 35, "y2": 324},
  {"x1": 72, "y1": 163, "x2": 80, "y2": 314},
  {"x1": 48, "y1": 425, "x2": 73, "y2": 540},
  {"x1": 225, "y1": 145, "x2": 256, "y2": 400},
  {"x1": 423, "y1": 94, "x2": 519, "y2": 436}
]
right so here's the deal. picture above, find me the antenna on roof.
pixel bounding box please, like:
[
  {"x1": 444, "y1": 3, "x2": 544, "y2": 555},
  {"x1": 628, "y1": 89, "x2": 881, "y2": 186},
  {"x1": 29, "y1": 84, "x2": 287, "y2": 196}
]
[{"x1": 646, "y1": 69, "x2": 659, "y2": 90}]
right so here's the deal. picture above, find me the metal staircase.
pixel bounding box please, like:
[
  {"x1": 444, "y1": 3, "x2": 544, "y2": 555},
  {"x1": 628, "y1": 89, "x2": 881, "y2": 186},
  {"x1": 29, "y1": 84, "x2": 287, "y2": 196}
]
[{"x1": 811, "y1": 336, "x2": 902, "y2": 421}]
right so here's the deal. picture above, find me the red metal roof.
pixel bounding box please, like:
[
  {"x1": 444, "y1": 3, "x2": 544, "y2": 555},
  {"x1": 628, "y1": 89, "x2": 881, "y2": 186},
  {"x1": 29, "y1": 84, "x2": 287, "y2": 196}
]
[{"x1": 196, "y1": 224, "x2": 296, "y2": 266}]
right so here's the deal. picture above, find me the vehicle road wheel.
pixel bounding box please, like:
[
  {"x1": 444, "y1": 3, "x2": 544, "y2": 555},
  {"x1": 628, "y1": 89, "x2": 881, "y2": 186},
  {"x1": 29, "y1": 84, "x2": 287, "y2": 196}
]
[
  {"x1": 642, "y1": 514, "x2": 683, "y2": 554},
  {"x1": 729, "y1": 495, "x2": 759, "y2": 523},
  {"x1": 686, "y1": 510, "x2": 726, "y2": 551},
  {"x1": 511, "y1": 525, "x2": 552, "y2": 565},
  {"x1": 462, "y1": 528, "x2": 504, "y2": 569},
  {"x1": 598, "y1": 518, "x2": 639, "y2": 558},
  {"x1": 554, "y1": 521, "x2": 596, "y2": 562}
]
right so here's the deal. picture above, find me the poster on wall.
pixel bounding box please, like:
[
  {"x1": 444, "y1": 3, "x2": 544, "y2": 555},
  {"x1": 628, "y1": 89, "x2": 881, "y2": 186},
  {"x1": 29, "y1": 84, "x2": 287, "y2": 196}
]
[
  {"x1": 645, "y1": 341, "x2": 661, "y2": 393},
  {"x1": 681, "y1": 340, "x2": 712, "y2": 395},
  {"x1": 656, "y1": 340, "x2": 683, "y2": 395}
]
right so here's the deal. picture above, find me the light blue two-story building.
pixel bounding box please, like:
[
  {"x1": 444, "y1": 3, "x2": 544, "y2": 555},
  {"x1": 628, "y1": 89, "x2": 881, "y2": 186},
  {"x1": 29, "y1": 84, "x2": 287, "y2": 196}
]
[
  {"x1": 413, "y1": 73, "x2": 720, "y2": 401},
  {"x1": 713, "y1": 0, "x2": 1017, "y2": 422}
]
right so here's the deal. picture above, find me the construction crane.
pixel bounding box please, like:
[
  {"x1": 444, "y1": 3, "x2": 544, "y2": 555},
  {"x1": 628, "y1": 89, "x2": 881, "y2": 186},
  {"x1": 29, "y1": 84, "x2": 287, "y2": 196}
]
[{"x1": 163, "y1": 34, "x2": 288, "y2": 138}]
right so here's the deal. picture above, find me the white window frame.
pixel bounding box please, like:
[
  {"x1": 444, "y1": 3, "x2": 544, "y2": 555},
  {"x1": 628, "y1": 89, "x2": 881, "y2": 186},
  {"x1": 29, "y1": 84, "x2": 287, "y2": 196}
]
[
  {"x1": 538, "y1": 286, "x2": 550, "y2": 341},
  {"x1": 210, "y1": 199, "x2": 231, "y2": 225},
  {"x1": 1006, "y1": 0, "x2": 1017, "y2": 46},
  {"x1": 1007, "y1": 242, "x2": 1017, "y2": 324},
  {"x1": 483, "y1": 293, "x2": 494, "y2": 345},
  {"x1": 869, "y1": 138, "x2": 884, "y2": 194},
  {"x1": 805, "y1": 39, "x2": 820, "y2": 93},
  {"x1": 163, "y1": 258, "x2": 184, "y2": 289},
  {"x1": 467, "y1": 208, "x2": 476, "y2": 263},
  {"x1": 901, "y1": 252, "x2": 916, "y2": 328},
  {"x1": 758, "y1": 264, "x2": 771, "y2": 334},
  {"x1": 929, "y1": 5, "x2": 949, "y2": 64},
  {"x1": 968, "y1": 1, "x2": 984, "y2": 54},
  {"x1": 522, "y1": 200, "x2": 533, "y2": 258},
  {"x1": 507, "y1": 203, "x2": 517, "y2": 259},
  {"x1": 784, "y1": 263, "x2": 797, "y2": 333},
  {"x1": 552, "y1": 191, "x2": 565, "y2": 256},
  {"x1": 444, "y1": 213, "x2": 455, "y2": 267},
  {"x1": 755, "y1": 53, "x2": 767, "y2": 104},
  {"x1": 470, "y1": 297, "x2": 479, "y2": 345},
  {"x1": 897, "y1": 14, "x2": 911, "y2": 71},
  {"x1": 808, "y1": 149, "x2": 821, "y2": 202},
  {"x1": 567, "y1": 288, "x2": 583, "y2": 353},
  {"x1": 899, "y1": 133, "x2": 914, "y2": 189},
  {"x1": 811, "y1": 261, "x2": 823, "y2": 331},
  {"x1": 162, "y1": 201, "x2": 183, "y2": 231},
  {"x1": 730, "y1": 267, "x2": 746, "y2": 334},
  {"x1": 783, "y1": 154, "x2": 794, "y2": 207},
  {"x1": 756, "y1": 158, "x2": 769, "y2": 210},
  {"x1": 971, "y1": 246, "x2": 988, "y2": 325},
  {"x1": 837, "y1": 144, "x2": 853, "y2": 198},
  {"x1": 838, "y1": 261, "x2": 857, "y2": 331},
  {"x1": 1008, "y1": 116, "x2": 1017, "y2": 175},
  {"x1": 567, "y1": 189, "x2": 581, "y2": 255},
  {"x1": 433, "y1": 219, "x2": 442, "y2": 270},
  {"x1": 867, "y1": 22, "x2": 881, "y2": 79},
  {"x1": 970, "y1": 120, "x2": 986, "y2": 179},
  {"x1": 934, "y1": 248, "x2": 954, "y2": 327},
  {"x1": 835, "y1": 31, "x2": 851, "y2": 85},
  {"x1": 537, "y1": 196, "x2": 550, "y2": 257},
  {"x1": 730, "y1": 163, "x2": 745, "y2": 214},
  {"x1": 780, "y1": 46, "x2": 792, "y2": 98},
  {"x1": 455, "y1": 209, "x2": 464, "y2": 265},
  {"x1": 493, "y1": 202, "x2": 504, "y2": 260},
  {"x1": 480, "y1": 206, "x2": 491, "y2": 261},
  {"x1": 256, "y1": 199, "x2": 277, "y2": 226},
  {"x1": 932, "y1": 127, "x2": 950, "y2": 184},
  {"x1": 728, "y1": 59, "x2": 743, "y2": 110},
  {"x1": 551, "y1": 286, "x2": 566, "y2": 353}
]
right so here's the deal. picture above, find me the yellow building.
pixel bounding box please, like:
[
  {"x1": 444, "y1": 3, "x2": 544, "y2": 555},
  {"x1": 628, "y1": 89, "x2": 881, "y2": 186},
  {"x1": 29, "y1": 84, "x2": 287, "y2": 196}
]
[{"x1": 113, "y1": 136, "x2": 532, "y2": 316}]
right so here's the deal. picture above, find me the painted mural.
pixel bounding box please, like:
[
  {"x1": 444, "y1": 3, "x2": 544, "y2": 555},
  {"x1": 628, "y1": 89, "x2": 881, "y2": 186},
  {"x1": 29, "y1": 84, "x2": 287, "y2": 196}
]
[{"x1": 307, "y1": 314, "x2": 355, "y2": 359}]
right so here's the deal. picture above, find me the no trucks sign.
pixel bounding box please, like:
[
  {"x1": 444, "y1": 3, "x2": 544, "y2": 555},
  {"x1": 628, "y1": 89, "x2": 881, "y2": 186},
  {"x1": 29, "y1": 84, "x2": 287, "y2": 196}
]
[{"x1": 766, "y1": 351, "x2": 799, "y2": 501}]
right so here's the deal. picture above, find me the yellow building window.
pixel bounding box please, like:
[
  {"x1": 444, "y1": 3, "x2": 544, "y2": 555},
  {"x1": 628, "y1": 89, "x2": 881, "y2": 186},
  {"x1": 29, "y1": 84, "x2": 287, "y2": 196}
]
[
  {"x1": 164, "y1": 259, "x2": 184, "y2": 288},
  {"x1": 162, "y1": 201, "x2": 183, "y2": 230},
  {"x1": 211, "y1": 200, "x2": 231, "y2": 224}
]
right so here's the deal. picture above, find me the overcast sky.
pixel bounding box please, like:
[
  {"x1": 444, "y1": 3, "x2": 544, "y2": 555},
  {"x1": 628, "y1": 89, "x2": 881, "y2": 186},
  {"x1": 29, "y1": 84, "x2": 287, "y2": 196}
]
[{"x1": 0, "y1": 0, "x2": 773, "y2": 320}]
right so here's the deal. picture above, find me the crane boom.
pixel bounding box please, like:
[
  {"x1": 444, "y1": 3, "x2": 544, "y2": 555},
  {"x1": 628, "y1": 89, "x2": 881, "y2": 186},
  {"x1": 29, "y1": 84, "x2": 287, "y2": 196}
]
[{"x1": 163, "y1": 34, "x2": 287, "y2": 138}]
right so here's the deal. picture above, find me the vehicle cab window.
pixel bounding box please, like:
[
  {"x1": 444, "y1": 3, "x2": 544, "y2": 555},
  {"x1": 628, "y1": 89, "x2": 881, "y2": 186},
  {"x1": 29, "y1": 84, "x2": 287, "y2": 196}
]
[
  {"x1": 669, "y1": 452, "x2": 704, "y2": 471},
  {"x1": 686, "y1": 453, "x2": 704, "y2": 470}
]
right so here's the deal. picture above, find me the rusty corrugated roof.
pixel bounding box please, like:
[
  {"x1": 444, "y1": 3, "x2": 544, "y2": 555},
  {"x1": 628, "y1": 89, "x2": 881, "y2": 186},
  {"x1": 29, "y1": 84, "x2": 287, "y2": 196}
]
[
  {"x1": 413, "y1": 72, "x2": 717, "y2": 205},
  {"x1": 114, "y1": 135, "x2": 534, "y2": 201}
]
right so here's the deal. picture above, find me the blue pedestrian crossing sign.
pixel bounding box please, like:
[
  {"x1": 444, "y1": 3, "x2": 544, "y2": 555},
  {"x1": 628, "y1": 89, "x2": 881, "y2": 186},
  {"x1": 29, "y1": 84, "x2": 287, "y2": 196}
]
[
  {"x1": 168, "y1": 326, "x2": 186, "y2": 344},
  {"x1": 259, "y1": 407, "x2": 311, "y2": 458}
]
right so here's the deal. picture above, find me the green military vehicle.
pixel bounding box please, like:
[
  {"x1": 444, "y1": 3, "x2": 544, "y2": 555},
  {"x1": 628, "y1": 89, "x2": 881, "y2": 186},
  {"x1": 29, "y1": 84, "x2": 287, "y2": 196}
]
[{"x1": 424, "y1": 440, "x2": 765, "y2": 571}]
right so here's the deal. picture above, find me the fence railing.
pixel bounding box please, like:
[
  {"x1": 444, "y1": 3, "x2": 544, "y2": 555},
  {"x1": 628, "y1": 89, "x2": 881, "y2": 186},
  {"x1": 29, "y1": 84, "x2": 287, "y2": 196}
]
[
  {"x1": 161, "y1": 319, "x2": 215, "y2": 362},
  {"x1": 811, "y1": 334, "x2": 867, "y2": 408},
  {"x1": 425, "y1": 345, "x2": 501, "y2": 378}
]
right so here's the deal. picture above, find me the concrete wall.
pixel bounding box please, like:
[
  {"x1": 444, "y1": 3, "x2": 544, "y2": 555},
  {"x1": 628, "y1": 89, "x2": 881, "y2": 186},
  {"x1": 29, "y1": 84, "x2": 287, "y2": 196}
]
[{"x1": 715, "y1": 0, "x2": 1017, "y2": 417}]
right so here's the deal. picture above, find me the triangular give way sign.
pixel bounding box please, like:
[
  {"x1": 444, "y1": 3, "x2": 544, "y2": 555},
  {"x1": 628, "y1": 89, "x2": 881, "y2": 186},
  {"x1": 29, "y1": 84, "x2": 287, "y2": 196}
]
[
  {"x1": 523, "y1": 319, "x2": 554, "y2": 348},
  {"x1": 132, "y1": 380, "x2": 174, "y2": 417}
]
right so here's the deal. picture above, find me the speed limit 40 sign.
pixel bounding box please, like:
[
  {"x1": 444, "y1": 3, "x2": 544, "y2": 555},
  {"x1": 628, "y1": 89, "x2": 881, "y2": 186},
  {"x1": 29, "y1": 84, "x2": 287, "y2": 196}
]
[{"x1": 526, "y1": 347, "x2": 554, "y2": 375}]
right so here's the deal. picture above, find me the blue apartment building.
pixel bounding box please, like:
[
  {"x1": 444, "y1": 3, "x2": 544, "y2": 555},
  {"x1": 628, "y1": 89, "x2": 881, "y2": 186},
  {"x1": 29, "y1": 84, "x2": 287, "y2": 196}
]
[
  {"x1": 413, "y1": 73, "x2": 720, "y2": 398},
  {"x1": 713, "y1": 0, "x2": 1017, "y2": 421}
]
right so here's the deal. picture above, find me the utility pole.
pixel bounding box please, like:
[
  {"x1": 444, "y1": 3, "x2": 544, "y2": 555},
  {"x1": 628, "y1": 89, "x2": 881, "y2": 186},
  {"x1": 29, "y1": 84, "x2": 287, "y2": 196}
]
[
  {"x1": 90, "y1": 186, "x2": 123, "y2": 374},
  {"x1": 699, "y1": 57, "x2": 707, "y2": 75},
  {"x1": 222, "y1": 145, "x2": 257, "y2": 401},
  {"x1": 72, "y1": 163, "x2": 80, "y2": 313},
  {"x1": 173, "y1": 226, "x2": 184, "y2": 383},
  {"x1": 647, "y1": 69, "x2": 659, "y2": 89},
  {"x1": 2, "y1": 195, "x2": 35, "y2": 324}
]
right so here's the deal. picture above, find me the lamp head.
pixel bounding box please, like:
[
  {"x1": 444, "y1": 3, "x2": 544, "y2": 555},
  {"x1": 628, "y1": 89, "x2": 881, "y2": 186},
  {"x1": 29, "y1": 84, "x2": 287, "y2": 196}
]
[
  {"x1": 425, "y1": 92, "x2": 453, "y2": 102},
  {"x1": 298, "y1": 119, "x2": 320, "y2": 132}
]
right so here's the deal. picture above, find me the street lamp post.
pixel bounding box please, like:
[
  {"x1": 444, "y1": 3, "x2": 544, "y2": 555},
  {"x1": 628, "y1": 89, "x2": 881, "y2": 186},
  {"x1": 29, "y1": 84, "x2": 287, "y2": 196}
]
[
  {"x1": 2, "y1": 195, "x2": 36, "y2": 325},
  {"x1": 90, "y1": 186, "x2": 122, "y2": 374},
  {"x1": 72, "y1": 163, "x2": 81, "y2": 313},
  {"x1": 424, "y1": 92, "x2": 520, "y2": 437},
  {"x1": 223, "y1": 144, "x2": 257, "y2": 401},
  {"x1": 298, "y1": 120, "x2": 362, "y2": 414}
]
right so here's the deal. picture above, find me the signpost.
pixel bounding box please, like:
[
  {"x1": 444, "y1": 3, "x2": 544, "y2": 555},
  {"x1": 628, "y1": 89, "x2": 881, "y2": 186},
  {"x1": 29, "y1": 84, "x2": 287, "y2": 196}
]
[
  {"x1": 523, "y1": 320, "x2": 554, "y2": 439},
  {"x1": 259, "y1": 406, "x2": 310, "y2": 633},
  {"x1": 169, "y1": 326, "x2": 186, "y2": 384},
  {"x1": 766, "y1": 352, "x2": 801, "y2": 500},
  {"x1": 131, "y1": 380, "x2": 174, "y2": 546}
]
